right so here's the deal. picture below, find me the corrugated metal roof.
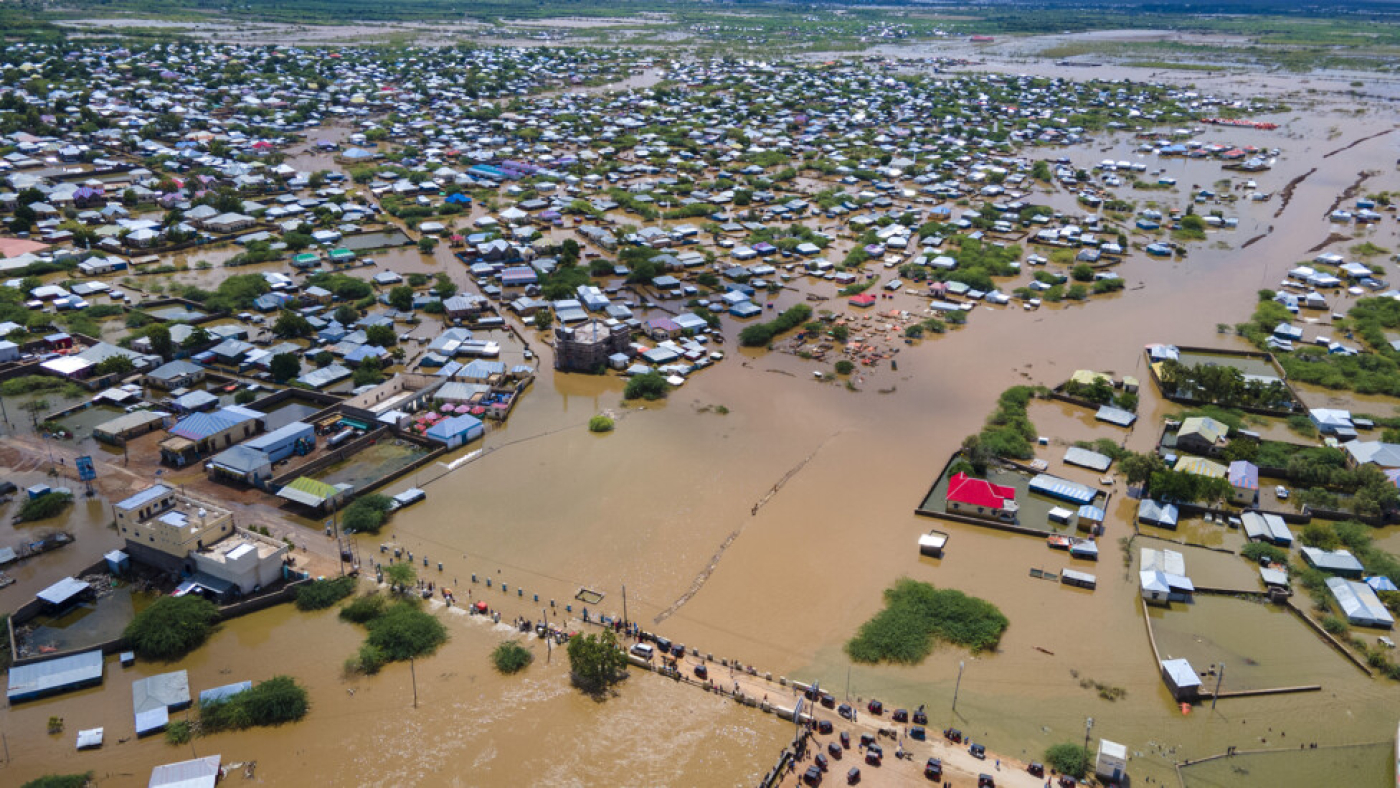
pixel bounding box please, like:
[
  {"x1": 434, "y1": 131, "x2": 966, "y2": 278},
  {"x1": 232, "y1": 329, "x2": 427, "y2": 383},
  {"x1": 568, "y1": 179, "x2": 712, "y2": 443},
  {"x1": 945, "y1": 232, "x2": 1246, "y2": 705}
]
[
  {"x1": 278, "y1": 477, "x2": 338, "y2": 507},
  {"x1": 117, "y1": 484, "x2": 171, "y2": 511},
  {"x1": 148, "y1": 754, "x2": 221, "y2": 788},
  {"x1": 7, "y1": 649, "x2": 104, "y2": 701},
  {"x1": 1063, "y1": 446, "x2": 1112, "y2": 472},
  {"x1": 37, "y1": 576, "x2": 90, "y2": 606},
  {"x1": 198, "y1": 680, "x2": 252, "y2": 705},
  {"x1": 1327, "y1": 577, "x2": 1394, "y2": 628}
]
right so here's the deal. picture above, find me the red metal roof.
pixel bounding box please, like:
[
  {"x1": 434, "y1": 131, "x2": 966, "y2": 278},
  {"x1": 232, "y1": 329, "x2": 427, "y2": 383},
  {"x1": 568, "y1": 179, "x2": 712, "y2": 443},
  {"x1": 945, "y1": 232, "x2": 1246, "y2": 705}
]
[{"x1": 946, "y1": 472, "x2": 1016, "y2": 508}]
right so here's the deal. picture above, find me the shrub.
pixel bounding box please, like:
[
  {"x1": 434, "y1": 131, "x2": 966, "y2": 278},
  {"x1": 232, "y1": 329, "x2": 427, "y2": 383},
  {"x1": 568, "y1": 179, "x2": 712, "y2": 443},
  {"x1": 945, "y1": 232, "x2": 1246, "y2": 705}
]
[
  {"x1": 340, "y1": 593, "x2": 389, "y2": 624},
  {"x1": 18, "y1": 491, "x2": 73, "y2": 522},
  {"x1": 491, "y1": 640, "x2": 534, "y2": 674},
  {"x1": 1045, "y1": 743, "x2": 1089, "y2": 779},
  {"x1": 124, "y1": 596, "x2": 220, "y2": 661},
  {"x1": 1322, "y1": 614, "x2": 1349, "y2": 635},
  {"x1": 623, "y1": 371, "x2": 669, "y2": 401},
  {"x1": 164, "y1": 720, "x2": 192, "y2": 745},
  {"x1": 738, "y1": 303, "x2": 813, "y2": 347},
  {"x1": 21, "y1": 775, "x2": 93, "y2": 788},
  {"x1": 835, "y1": 360, "x2": 855, "y2": 375},
  {"x1": 295, "y1": 577, "x2": 357, "y2": 611},
  {"x1": 200, "y1": 675, "x2": 309, "y2": 732},
  {"x1": 341, "y1": 494, "x2": 394, "y2": 535},
  {"x1": 1240, "y1": 542, "x2": 1289, "y2": 566},
  {"x1": 588, "y1": 415, "x2": 615, "y2": 433},
  {"x1": 846, "y1": 578, "x2": 1008, "y2": 664}
]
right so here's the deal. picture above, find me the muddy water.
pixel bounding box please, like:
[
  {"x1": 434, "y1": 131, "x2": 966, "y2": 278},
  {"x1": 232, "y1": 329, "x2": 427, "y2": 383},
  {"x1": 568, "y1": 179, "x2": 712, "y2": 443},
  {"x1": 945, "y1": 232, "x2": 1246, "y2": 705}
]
[{"x1": 9, "y1": 75, "x2": 1400, "y2": 788}]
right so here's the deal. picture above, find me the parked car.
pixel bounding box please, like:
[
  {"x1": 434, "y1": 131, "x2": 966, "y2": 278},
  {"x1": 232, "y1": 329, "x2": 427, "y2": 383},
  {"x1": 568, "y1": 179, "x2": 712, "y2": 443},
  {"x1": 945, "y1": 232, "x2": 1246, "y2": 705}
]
[
  {"x1": 1276, "y1": 485, "x2": 1290, "y2": 500},
  {"x1": 867, "y1": 700, "x2": 883, "y2": 715},
  {"x1": 1028, "y1": 762, "x2": 1045, "y2": 777},
  {"x1": 815, "y1": 753, "x2": 829, "y2": 772},
  {"x1": 817, "y1": 719, "x2": 833, "y2": 735},
  {"x1": 970, "y1": 743, "x2": 986, "y2": 760},
  {"x1": 629, "y1": 643, "x2": 654, "y2": 660},
  {"x1": 978, "y1": 775, "x2": 996, "y2": 788},
  {"x1": 803, "y1": 765, "x2": 823, "y2": 785},
  {"x1": 846, "y1": 767, "x2": 861, "y2": 784},
  {"x1": 864, "y1": 744, "x2": 882, "y2": 765},
  {"x1": 828, "y1": 742, "x2": 843, "y2": 760},
  {"x1": 838, "y1": 704, "x2": 854, "y2": 720},
  {"x1": 892, "y1": 709, "x2": 908, "y2": 723}
]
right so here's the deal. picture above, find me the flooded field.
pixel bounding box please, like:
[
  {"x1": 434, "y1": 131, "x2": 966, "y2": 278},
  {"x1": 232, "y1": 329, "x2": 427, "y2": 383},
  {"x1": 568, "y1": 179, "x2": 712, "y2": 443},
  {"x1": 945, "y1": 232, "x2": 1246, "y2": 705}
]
[
  {"x1": 1181, "y1": 742, "x2": 1392, "y2": 787},
  {"x1": 18, "y1": 579, "x2": 145, "y2": 657}
]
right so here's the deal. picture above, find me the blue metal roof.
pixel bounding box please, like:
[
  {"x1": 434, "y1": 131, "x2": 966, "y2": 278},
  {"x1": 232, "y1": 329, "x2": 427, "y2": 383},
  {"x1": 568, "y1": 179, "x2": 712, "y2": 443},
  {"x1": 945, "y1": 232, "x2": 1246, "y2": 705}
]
[
  {"x1": 1029, "y1": 474, "x2": 1096, "y2": 505},
  {"x1": 170, "y1": 407, "x2": 258, "y2": 441},
  {"x1": 199, "y1": 680, "x2": 252, "y2": 705}
]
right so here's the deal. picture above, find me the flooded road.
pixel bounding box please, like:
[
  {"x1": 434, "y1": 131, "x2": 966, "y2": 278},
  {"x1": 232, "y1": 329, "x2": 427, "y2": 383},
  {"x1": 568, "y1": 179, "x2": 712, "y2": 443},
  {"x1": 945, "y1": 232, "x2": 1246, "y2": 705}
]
[{"x1": 7, "y1": 62, "x2": 1400, "y2": 788}]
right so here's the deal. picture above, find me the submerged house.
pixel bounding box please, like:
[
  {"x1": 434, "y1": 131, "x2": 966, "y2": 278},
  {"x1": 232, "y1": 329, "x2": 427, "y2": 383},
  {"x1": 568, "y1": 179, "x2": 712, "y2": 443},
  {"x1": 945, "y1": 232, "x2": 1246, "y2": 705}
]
[{"x1": 945, "y1": 472, "x2": 1018, "y2": 523}]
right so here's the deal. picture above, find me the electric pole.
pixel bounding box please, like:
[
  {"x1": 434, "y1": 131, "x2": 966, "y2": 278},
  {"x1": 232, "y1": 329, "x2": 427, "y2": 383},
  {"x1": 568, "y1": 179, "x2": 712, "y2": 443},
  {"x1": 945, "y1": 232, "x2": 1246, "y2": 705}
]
[
  {"x1": 1212, "y1": 663, "x2": 1225, "y2": 710},
  {"x1": 1084, "y1": 716, "x2": 1094, "y2": 765},
  {"x1": 622, "y1": 583, "x2": 628, "y2": 634},
  {"x1": 952, "y1": 660, "x2": 965, "y2": 714},
  {"x1": 410, "y1": 656, "x2": 418, "y2": 709}
]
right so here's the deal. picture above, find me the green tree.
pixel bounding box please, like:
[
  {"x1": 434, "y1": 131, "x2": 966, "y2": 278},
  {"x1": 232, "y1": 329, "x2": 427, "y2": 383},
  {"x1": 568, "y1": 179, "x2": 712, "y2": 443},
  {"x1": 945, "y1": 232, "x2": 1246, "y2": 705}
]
[
  {"x1": 533, "y1": 310, "x2": 553, "y2": 330},
  {"x1": 93, "y1": 355, "x2": 135, "y2": 377},
  {"x1": 417, "y1": 236, "x2": 438, "y2": 254},
  {"x1": 124, "y1": 596, "x2": 219, "y2": 661},
  {"x1": 566, "y1": 629, "x2": 627, "y2": 693},
  {"x1": 1071, "y1": 263, "x2": 1094, "y2": 282},
  {"x1": 353, "y1": 357, "x2": 385, "y2": 386},
  {"x1": 624, "y1": 372, "x2": 669, "y2": 401},
  {"x1": 142, "y1": 323, "x2": 173, "y2": 357},
  {"x1": 333, "y1": 304, "x2": 360, "y2": 326},
  {"x1": 364, "y1": 324, "x2": 397, "y2": 347},
  {"x1": 1044, "y1": 743, "x2": 1089, "y2": 780},
  {"x1": 388, "y1": 285, "x2": 414, "y2": 312},
  {"x1": 269, "y1": 352, "x2": 300, "y2": 383},
  {"x1": 433, "y1": 272, "x2": 457, "y2": 299},
  {"x1": 182, "y1": 325, "x2": 211, "y2": 349},
  {"x1": 273, "y1": 311, "x2": 312, "y2": 339},
  {"x1": 365, "y1": 602, "x2": 448, "y2": 660},
  {"x1": 383, "y1": 561, "x2": 417, "y2": 593},
  {"x1": 342, "y1": 493, "x2": 394, "y2": 534}
]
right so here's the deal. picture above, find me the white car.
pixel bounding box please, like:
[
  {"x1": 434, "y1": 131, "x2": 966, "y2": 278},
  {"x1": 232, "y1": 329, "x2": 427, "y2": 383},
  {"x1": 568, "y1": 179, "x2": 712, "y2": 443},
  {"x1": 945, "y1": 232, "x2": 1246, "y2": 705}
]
[{"x1": 1275, "y1": 485, "x2": 1289, "y2": 500}]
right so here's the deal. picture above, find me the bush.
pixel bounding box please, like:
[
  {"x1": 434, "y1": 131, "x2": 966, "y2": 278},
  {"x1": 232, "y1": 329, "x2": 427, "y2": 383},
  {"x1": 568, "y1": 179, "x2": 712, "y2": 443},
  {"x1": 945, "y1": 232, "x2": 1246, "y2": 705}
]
[
  {"x1": 341, "y1": 494, "x2": 394, "y2": 535},
  {"x1": 124, "y1": 596, "x2": 220, "y2": 661},
  {"x1": 624, "y1": 372, "x2": 669, "y2": 401},
  {"x1": 1240, "y1": 542, "x2": 1289, "y2": 565},
  {"x1": 295, "y1": 577, "x2": 357, "y2": 611},
  {"x1": 588, "y1": 415, "x2": 615, "y2": 433},
  {"x1": 1322, "y1": 614, "x2": 1349, "y2": 635},
  {"x1": 21, "y1": 775, "x2": 93, "y2": 788},
  {"x1": 200, "y1": 675, "x2": 309, "y2": 732},
  {"x1": 846, "y1": 578, "x2": 1008, "y2": 664},
  {"x1": 164, "y1": 720, "x2": 191, "y2": 745},
  {"x1": 491, "y1": 640, "x2": 534, "y2": 674},
  {"x1": 738, "y1": 303, "x2": 813, "y2": 347},
  {"x1": 834, "y1": 360, "x2": 855, "y2": 375},
  {"x1": 340, "y1": 593, "x2": 389, "y2": 624},
  {"x1": 18, "y1": 491, "x2": 73, "y2": 522},
  {"x1": 364, "y1": 602, "x2": 448, "y2": 661},
  {"x1": 1045, "y1": 743, "x2": 1089, "y2": 780}
]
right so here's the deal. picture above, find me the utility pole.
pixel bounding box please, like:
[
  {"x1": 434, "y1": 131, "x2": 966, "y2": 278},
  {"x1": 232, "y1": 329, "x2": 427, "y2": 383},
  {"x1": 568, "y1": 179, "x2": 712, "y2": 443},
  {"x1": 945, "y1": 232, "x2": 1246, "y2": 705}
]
[
  {"x1": 845, "y1": 665, "x2": 851, "y2": 703},
  {"x1": 1212, "y1": 663, "x2": 1225, "y2": 710},
  {"x1": 410, "y1": 656, "x2": 418, "y2": 709},
  {"x1": 1084, "y1": 717, "x2": 1094, "y2": 765},
  {"x1": 621, "y1": 583, "x2": 628, "y2": 635},
  {"x1": 951, "y1": 660, "x2": 965, "y2": 714}
]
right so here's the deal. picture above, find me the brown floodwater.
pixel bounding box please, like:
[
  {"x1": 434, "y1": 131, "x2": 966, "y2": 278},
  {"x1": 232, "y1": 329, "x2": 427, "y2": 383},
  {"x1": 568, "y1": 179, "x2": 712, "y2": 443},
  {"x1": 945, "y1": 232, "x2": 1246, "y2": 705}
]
[{"x1": 8, "y1": 73, "x2": 1400, "y2": 787}]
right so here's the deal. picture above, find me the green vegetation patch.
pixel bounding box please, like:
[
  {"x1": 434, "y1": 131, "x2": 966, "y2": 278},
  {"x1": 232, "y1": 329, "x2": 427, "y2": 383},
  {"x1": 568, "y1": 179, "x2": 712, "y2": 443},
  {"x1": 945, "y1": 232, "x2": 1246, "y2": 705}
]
[
  {"x1": 294, "y1": 577, "x2": 357, "y2": 611},
  {"x1": 124, "y1": 595, "x2": 219, "y2": 661},
  {"x1": 491, "y1": 640, "x2": 534, "y2": 674},
  {"x1": 846, "y1": 578, "x2": 1008, "y2": 664},
  {"x1": 199, "y1": 675, "x2": 309, "y2": 732}
]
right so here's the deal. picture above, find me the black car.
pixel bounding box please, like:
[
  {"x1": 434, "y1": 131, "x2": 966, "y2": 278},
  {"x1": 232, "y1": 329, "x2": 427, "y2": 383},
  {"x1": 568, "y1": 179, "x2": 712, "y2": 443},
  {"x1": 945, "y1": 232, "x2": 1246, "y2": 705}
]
[
  {"x1": 654, "y1": 636, "x2": 671, "y2": 653},
  {"x1": 865, "y1": 744, "x2": 882, "y2": 765},
  {"x1": 693, "y1": 664, "x2": 708, "y2": 680},
  {"x1": 839, "y1": 732, "x2": 850, "y2": 749},
  {"x1": 803, "y1": 765, "x2": 822, "y2": 785},
  {"x1": 970, "y1": 743, "x2": 986, "y2": 760},
  {"x1": 828, "y1": 742, "x2": 843, "y2": 760},
  {"x1": 815, "y1": 753, "x2": 829, "y2": 772},
  {"x1": 846, "y1": 767, "x2": 861, "y2": 785},
  {"x1": 818, "y1": 719, "x2": 834, "y2": 735},
  {"x1": 909, "y1": 726, "x2": 925, "y2": 741},
  {"x1": 978, "y1": 775, "x2": 996, "y2": 788},
  {"x1": 924, "y1": 758, "x2": 943, "y2": 780},
  {"x1": 820, "y1": 693, "x2": 836, "y2": 709},
  {"x1": 1028, "y1": 762, "x2": 1045, "y2": 778},
  {"x1": 838, "y1": 704, "x2": 854, "y2": 720},
  {"x1": 892, "y1": 709, "x2": 908, "y2": 723},
  {"x1": 867, "y1": 700, "x2": 883, "y2": 715},
  {"x1": 912, "y1": 709, "x2": 928, "y2": 725}
]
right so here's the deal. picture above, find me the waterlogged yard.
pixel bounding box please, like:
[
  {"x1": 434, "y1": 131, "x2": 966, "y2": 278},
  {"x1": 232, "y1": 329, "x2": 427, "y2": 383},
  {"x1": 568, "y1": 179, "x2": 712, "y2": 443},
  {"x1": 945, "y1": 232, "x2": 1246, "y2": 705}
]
[{"x1": 311, "y1": 439, "x2": 430, "y2": 493}]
